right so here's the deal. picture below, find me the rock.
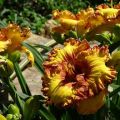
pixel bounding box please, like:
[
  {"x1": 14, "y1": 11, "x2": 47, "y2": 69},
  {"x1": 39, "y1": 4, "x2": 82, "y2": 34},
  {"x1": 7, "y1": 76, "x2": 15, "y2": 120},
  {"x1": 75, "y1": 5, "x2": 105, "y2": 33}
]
[
  {"x1": 13, "y1": 34, "x2": 53, "y2": 95},
  {"x1": 41, "y1": 19, "x2": 57, "y2": 38}
]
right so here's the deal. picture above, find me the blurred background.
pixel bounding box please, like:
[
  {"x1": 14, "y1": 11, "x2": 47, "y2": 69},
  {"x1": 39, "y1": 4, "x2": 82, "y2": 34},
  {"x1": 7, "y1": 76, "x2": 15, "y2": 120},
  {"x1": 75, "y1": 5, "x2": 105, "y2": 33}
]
[{"x1": 0, "y1": 0, "x2": 119, "y2": 34}]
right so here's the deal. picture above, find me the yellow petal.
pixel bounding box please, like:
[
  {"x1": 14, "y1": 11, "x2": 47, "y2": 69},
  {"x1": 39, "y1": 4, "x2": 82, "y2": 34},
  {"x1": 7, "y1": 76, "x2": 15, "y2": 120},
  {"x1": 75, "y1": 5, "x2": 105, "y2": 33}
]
[
  {"x1": 52, "y1": 10, "x2": 76, "y2": 20},
  {"x1": 0, "y1": 114, "x2": 6, "y2": 120},
  {"x1": 42, "y1": 39, "x2": 116, "y2": 109},
  {"x1": 96, "y1": 8, "x2": 119, "y2": 19},
  {"x1": 76, "y1": 90, "x2": 106, "y2": 115},
  {"x1": 0, "y1": 24, "x2": 31, "y2": 52},
  {"x1": 0, "y1": 40, "x2": 10, "y2": 52},
  {"x1": 22, "y1": 47, "x2": 34, "y2": 65}
]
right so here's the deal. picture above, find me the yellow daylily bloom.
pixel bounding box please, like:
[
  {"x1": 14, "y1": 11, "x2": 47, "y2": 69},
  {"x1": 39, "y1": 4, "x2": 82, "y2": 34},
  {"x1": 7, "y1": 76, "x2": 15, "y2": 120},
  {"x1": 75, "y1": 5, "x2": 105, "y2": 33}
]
[
  {"x1": 0, "y1": 24, "x2": 30, "y2": 53},
  {"x1": 42, "y1": 38, "x2": 116, "y2": 114},
  {"x1": 76, "y1": 90, "x2": 107, "y2": 115},
  {"x1": 52, "y1": 4, "x2": 120, "y2": 36},
  {"x1": 96, "y1": 4, "x2": 120, "y2": 19},
  {"x1": 52, "y1": 10, "x2": 78, "y2": 31},
  {"x1": 0, "y1": 24, "x2": 34, "y2": 64}
]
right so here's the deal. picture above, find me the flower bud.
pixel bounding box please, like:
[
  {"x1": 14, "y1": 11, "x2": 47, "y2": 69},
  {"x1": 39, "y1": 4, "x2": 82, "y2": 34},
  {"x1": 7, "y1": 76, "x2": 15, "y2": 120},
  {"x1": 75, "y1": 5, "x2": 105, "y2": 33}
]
[
  {"x1": 110, "y1": 50, "x2": 120, "y2": 70},
  {"x1": 8, "y1": 104, "x2": 20, "y2": 115},
  {"x1": 8, "y1": 51, "x2": 21, "y2": 62},
  {"x1": 6, "y1": 114, "x2": 13, "y2": 120}
]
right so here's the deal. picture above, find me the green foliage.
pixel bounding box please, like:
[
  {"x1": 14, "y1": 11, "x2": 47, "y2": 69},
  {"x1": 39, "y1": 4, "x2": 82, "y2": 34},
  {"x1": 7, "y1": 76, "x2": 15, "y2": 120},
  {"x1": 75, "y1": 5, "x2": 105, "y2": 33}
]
[{"x1": 13, "y1": 62, "x2": 31, "y2": 95}]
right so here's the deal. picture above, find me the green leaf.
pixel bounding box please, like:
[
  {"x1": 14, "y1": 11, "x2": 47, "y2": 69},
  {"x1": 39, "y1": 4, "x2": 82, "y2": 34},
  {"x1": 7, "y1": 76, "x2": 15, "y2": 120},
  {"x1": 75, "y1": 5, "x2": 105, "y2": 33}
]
[
  {"x1": 22, "y1": 42, "x2": 44, "y2": 74},
  {"x1": 23, "y1": 95, "x2": 44, "y2": 120},
  {"x1": 109, "y1": 40, "x2": 120, "y2": 53},
  {"x1": 110, "y1": 69, "x2": 120, "y2": 112},
  {"x1": 38, "y1": 104, "x2": 56, "y2": 120},
  {"x1": 15, "y1": 93, "x2": 24, "y2": 114},
  {"x1": 109, "y1": 84, "x2": 120, "y2": 97},
  {"x1": 52, "y1": 32, "x2": 65, "y2": 44},
  {"x1": 110, "y1": 101, "x2": 120, "y2": 119},
  {"x1": 94, "y1": 32, "x2": 112, "y2": 45},
  {"x1": 61, "y1": 111, "x2": 71, "y2": 120},
  {"x1": 14, "y1": 62, "x2": 31, "y2": 96},
  {"x1": 33, "y1": 44, "x2": 51, "y2": 52},
  {"x1": 16, "y1": 91, "x2": 30, "y2": 100}
]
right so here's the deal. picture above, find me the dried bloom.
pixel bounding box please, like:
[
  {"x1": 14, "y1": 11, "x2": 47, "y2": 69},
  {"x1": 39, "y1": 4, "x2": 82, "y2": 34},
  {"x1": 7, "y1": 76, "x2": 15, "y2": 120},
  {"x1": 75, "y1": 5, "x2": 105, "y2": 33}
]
[
  {"x1": 42, "y1": 38, "x2": 116, "y2": 114},
  {"x1": 0, "y1": 24, "x2": 30, "y2": 52},
  {"x1": 52, "y1": 4, "x2": 120, "y2": 36}
]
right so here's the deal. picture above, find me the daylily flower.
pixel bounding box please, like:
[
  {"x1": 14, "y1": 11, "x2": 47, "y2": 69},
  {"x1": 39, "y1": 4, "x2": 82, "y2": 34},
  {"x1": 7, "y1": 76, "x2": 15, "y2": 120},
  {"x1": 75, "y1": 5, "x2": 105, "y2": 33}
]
[
  {"x1": 42, "y1": 38, "x2": 116, "y2": 114},
  {"x1": 52, "y1": 4, "x2": 120, "y2": 36},
  {"x1": 0, "y1": 24, "x2": 30, "y2": 52},
  {"x1": 0, "y1": 24, "x2": 34, "y2": 64},
  {"x1": 52, "y1": 10, "x2": 78, "y2": 34}
]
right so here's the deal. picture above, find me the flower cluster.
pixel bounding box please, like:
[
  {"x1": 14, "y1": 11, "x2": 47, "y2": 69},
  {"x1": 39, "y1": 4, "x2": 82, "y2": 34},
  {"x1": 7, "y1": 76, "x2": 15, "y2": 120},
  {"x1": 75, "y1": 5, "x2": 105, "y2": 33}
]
[
  {"x1": 42, "y1": 38, "x2": 116, "y2": 114},
  {"x1": 0, "y1": 24, "x2": 30, "y2": 52},
  {"x1": 52, "y1": 4, "x2": 120, "y2": 36}
]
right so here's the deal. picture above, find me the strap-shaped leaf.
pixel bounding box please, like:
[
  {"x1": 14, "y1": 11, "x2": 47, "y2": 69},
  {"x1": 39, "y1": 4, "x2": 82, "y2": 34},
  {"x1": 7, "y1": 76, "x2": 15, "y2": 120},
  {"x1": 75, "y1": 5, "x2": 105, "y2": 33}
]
[
  {"x1": 14, "y1": 62, "x2": 31, "y2": 96},
  {"x1": 33, "y1": 44, "x2": 51, "y2": 52},
  {"x1": 61, "y1": 111, "x2": 71, "y2": 120},
  {"x1": 109, "y1": 40, "x2": 120, "y2": 53},
  {"x1": 24, "y1": 95, "x2": 43, "y2": 120},
  {"x1": 5, "y1": 78, "x2": 24, "y2": 114},
  {"x1": 38, "y1": 104, "x2": 56, "y2": 120},
  {"x1": 109, "y1": 84, "x2": 120, "y2": 97}
]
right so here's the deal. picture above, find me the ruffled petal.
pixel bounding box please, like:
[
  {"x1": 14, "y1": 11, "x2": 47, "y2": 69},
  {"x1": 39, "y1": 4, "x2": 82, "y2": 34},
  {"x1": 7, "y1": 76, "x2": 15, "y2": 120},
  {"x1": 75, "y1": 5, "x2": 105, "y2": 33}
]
[
  {"x1": 42, "y1": 38, "x2": 116, "y2": 113},
  {"x1": 76, "y1": 90, "x2": 107, "y2": 115},
  {"x1": 0, "y1": 24, "x2": 31, "y2": 52}
]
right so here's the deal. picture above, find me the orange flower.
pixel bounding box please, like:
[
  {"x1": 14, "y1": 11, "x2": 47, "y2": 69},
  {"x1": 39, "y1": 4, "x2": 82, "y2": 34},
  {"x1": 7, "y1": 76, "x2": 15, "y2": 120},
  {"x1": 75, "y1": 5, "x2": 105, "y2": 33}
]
[
  {"x1": 0, "y1": 24, "x2": 34, "y2": 64},
  {"x1": 52, "y1": 4, "x2": 120, "y2": 36},
  {"x1": 0, "y1": 24, "x2": 30, "y2": 52},
  {"x1": 52, "y1": 10, "x2": 78, "y2": 33},
  {"x1": 42, "y1": 38, "x2": 116, "y2": 114}
]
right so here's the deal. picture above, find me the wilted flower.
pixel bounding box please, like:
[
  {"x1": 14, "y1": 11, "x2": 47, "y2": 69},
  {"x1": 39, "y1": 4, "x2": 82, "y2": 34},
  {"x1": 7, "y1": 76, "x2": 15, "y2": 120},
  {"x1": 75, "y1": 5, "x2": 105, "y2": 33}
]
[
  {"x1": 42, "y1": 38, "x2": 116, "y2": 114},
  {"x1": 52, "y1": 4, "x2": 120, "y2": 36}
]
